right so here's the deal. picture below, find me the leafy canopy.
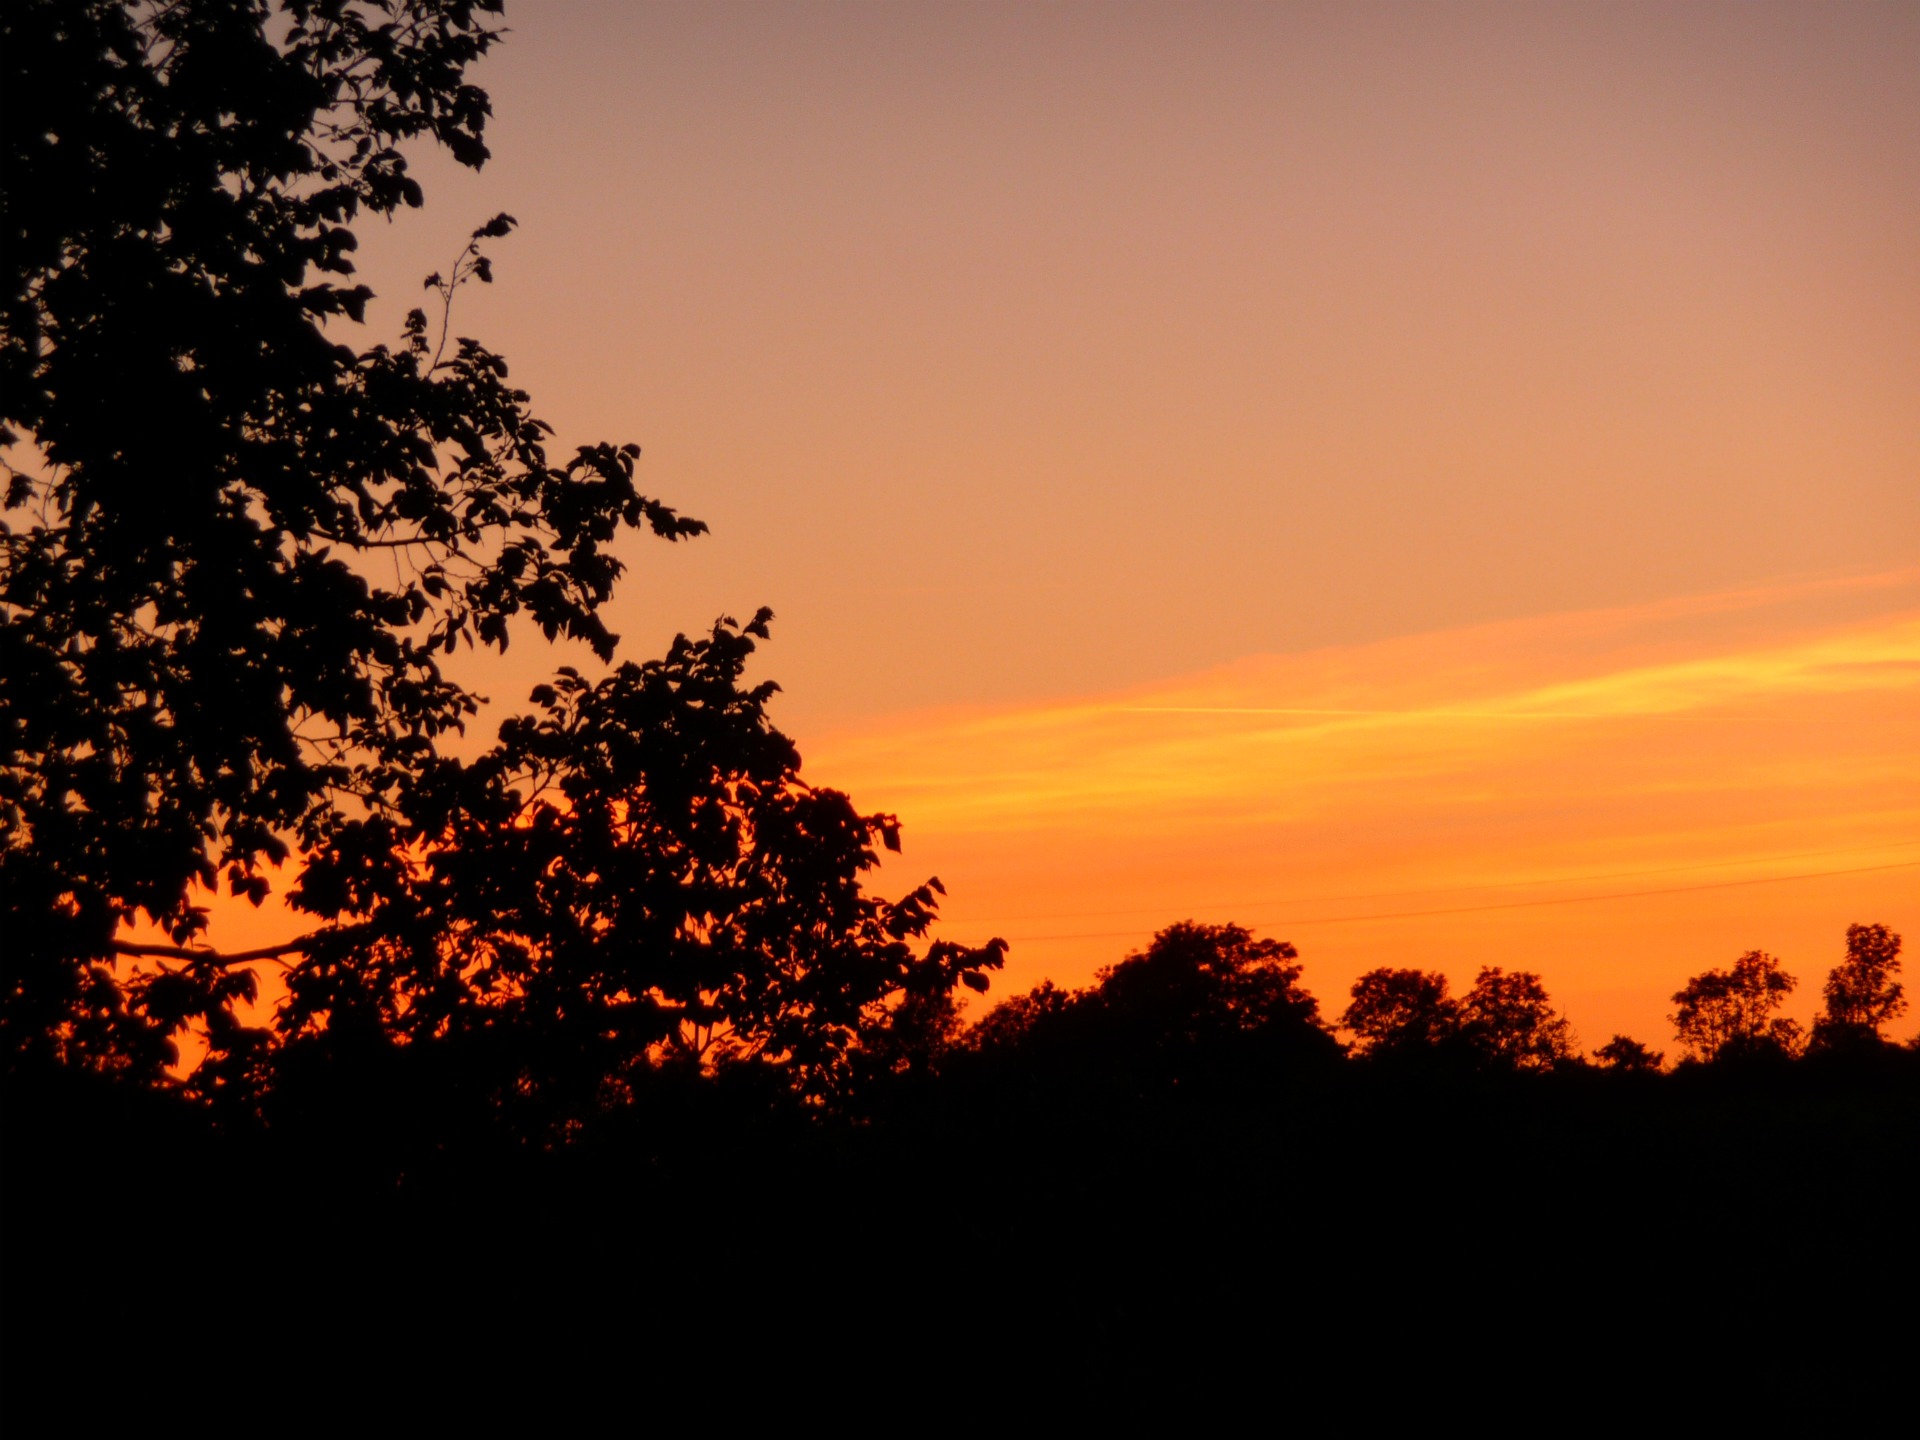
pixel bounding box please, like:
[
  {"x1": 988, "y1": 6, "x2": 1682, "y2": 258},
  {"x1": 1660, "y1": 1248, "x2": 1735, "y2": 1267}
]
[
  {"x1": 1668, "y1": 951, "x2": 1801, "y2": 1063},
  {"x1": 1340, "y1": 968, "x2": 1456, "y2": 1059},
  {"x1": 0, "y1": 0, "x2": 1000, "y2": 1094},
  {"x1": 1593, "y1": 1035, "x2": 1664, "y2": 1073},
  {"x1": 1811, "y1": 922, "x2": 1906, "y2": 1051},
  {"x1": 1456, "y1": 966, "x2": 1575, "y2": 1073},
  {"x1": 281, "y1": 610, "x2": 1002, "y2": 1123},
  {"x1": 1342, "y1": 965, "x2": 1574, "y2": 1072},
  {"x1": 965, "y1": 922, "x2": 1338, "y2": 1099}
]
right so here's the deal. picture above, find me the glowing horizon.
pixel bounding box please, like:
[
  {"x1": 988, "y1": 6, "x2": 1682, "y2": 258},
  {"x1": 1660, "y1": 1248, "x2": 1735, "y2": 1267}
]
[
  {"x1": 808, "y1": 569, "x2": 1920, "y2": 1048},
  {"x1": 129, "y1": 2, "x2": 1920, "y2": 1067},
  {"x1": 140, "y1": 565, "x2": 1919, "y2": 1071}
]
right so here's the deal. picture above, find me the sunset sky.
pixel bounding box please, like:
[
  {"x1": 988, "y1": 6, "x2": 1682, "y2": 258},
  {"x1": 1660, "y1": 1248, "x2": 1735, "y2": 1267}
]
[{"x1": 211, "y1": 1, "x2": 1918, "y2": 1049}]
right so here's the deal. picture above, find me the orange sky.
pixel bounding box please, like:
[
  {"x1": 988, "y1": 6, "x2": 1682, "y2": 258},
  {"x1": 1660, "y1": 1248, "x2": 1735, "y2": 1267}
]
[
  {"x1": 808, "y1": 568, "x2": 1920, "y2": 1045},
  {"x1": 181, "y1": 3, "x2": 1918, "y2": 1055}
]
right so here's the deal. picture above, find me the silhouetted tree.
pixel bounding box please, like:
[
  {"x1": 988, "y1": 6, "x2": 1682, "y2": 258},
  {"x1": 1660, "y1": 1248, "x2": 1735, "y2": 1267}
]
[
  {"x1": 964, "y1": 923, "x2": 1337, "y2": 1100},
  {"x1": 0, "y1": 1, "x2": 997, "y2": 1100},
  {"x1": 1341, "y1": 968, "x2": 1457, "y2": 1059},
  {"x1": 1096, "y1": 922, "x2": 1323, "y2": 1042},
  {"x1": 271, "y1": 612, "x2": 1003, "y2": 1136},
  {"x1": 1593, "y1": 1035, "x2": 1664, "y2": 1073},
  {"x1": 1810, "y1": 923, "x2": 1906, "y2": 1052},
  {"x1": 857, "y1": 988, "x2": 966, "y2": 1081},
  {"x1": 967, "y1": 980, "x2": 1079, "y2": 1056},
  {"x1": 4, "y1": 0, "x2": 597, "y2": 1076},
  {"x1": 1457, "y1": 966, "x2": 1576, "y2": 1072},
  {"x1": 1669, "y1": 951, "x2": 1801, "y2": 1063}
]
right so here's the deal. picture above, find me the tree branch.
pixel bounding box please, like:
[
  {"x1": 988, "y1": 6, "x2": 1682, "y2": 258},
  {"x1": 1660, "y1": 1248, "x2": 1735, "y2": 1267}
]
[
  {"x1": 111, "y1": 929, "x2": 362, "y2": 967},
  {"x1": 312, "y1": 529, "x2": 449, "y2": 550}
]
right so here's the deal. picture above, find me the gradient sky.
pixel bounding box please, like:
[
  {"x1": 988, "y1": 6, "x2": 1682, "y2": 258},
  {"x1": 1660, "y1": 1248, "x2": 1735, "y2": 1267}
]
[{"x1": 197, "y1": 1, "x2": 1920, "y2": 1051}]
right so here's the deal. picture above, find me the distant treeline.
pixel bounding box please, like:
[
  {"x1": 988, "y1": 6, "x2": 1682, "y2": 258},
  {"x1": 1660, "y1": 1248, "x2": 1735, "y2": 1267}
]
[
  {"x1": 945, "y1": 918, "x2": 1911, "y2": 1086},
  {"x1": 16, "y1": 918, "x2": 1907, "y2": 1152},
  {"x1": 9, "y1": 919, "x2": 1915, "y2": 1390}
]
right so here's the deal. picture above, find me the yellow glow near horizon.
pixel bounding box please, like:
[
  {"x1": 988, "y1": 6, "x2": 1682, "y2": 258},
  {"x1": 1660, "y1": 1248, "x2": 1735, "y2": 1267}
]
[
  {"x1": 138, "y1": 2, "x2": 1920, "y2": 1069},
  {"x1": 808, "y1": 571, "x2": 1920, "y2": 1048},
  {"x1": 150, "y1": 572, "x2": 1919, "y2": 1073}
]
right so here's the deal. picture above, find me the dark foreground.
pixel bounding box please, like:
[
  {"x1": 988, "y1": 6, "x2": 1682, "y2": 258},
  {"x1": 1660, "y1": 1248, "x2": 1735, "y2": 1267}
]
[{"x1": 8, "y1": 1049, "x2": 1915, "y2": 1409}]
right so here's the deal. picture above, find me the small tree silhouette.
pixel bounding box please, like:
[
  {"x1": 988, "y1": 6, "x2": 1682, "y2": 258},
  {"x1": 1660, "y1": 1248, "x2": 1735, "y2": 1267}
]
[
  {"x1": 1593, "y1": 1035, "x2": 1664, "y2": 1073},
  {"x1": 1457, "y1": 967, "x2": 1576, "y2": 1072},
  {"x1": 1094, "y1": 922, "x2": 1323, "y2": 1044},
  {"x1": 964, "y1": 923, "x2": 1337, "y2": 1099},
  {"x1": 1341, "y1": 968, "x2": 1457, "y2": 1059},
  {"x1": 1669, "y1": 951, "x2": 1801, "y2": 1063},
  {"x1": 1810, "y1": 923, "x2": 1906, "y2": 1051}
]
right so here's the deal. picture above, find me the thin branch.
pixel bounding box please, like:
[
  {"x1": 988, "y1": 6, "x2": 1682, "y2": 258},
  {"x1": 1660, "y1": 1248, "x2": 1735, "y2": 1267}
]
[
  {"x1": 312, "y1": 529, "x2": 448, "y2": 550},
  {"x1": 111, "y1": 927, "x2": 365, "y2": 967}
]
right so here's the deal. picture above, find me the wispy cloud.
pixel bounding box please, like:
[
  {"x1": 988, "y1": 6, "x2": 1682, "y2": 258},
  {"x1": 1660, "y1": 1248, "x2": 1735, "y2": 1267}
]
[{"x1": 806, "y1": 572, "x2": 1920, "y2": 1043}]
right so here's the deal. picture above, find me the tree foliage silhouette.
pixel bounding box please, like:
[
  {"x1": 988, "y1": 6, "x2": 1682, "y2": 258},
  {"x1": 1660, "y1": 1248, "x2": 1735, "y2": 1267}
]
[
  {"x1": 1457, "y1": 966, "x2": 1575, "y2": 1072},
  {"x1": 966, "y1": 922, "x2": 1338, "y2": 1099},
  {"x1": 1593, "y1": 1035, "x2": 1664, "y2": 1073},
  {"x1": 278, "y1": 611, "x2": 1002, "y2": 1130},
  {"x1": 1669, "y1": 951, "x2": 1801, "y2": 1063},
  {"x1": 1095, "y1": 922, "x2": 1324, "y2": 1042},
  {"x1": 1341, "y1": 965, "x2": 1575, "y2": 1072},
  {"x1": 1811, "y1": 923, "x2": 1905, "y2": 1051},
  {"x1": 1340, "y1": 968, "x2": 1457, "y2": 1060},
  {"x1": 0, "y1": 0, "x2": 999, "y2": 1094}
]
